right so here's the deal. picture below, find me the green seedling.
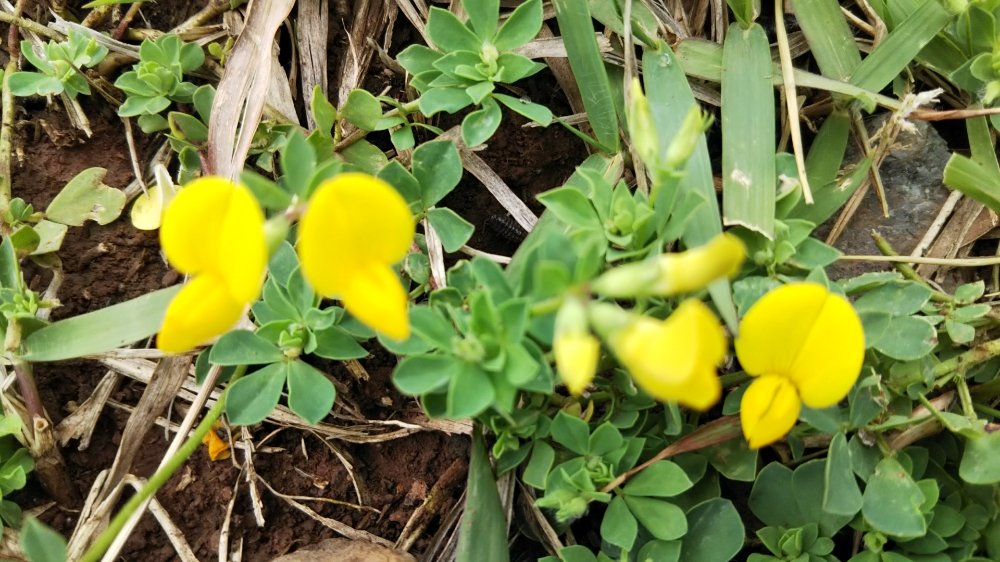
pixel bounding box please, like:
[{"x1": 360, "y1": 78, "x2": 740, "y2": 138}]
[{"x1": 8, "y1": 31, "x2": 108, "y2": 99}]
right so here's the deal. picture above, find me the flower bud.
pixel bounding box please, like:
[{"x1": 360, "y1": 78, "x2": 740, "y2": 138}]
[
  {"x1": 665, "y1": 108, "x2": 711, "y2": 171},
  {"x1": 554, "y1": 297, "x2": 600, "y2": 395},
  {"x1": 592, "y1": 232, "x2": 746, "y2": 298},
  {"x1": 627, "y1": 78, "x2": 659, "y2": 169}
]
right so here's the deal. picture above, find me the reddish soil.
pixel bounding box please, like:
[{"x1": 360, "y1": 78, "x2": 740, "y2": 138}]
[{"x1": 6, "y1": 8, "x2": 586, "y2": 561}]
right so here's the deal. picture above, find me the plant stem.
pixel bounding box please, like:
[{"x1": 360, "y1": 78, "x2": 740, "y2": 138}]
[
  {"x1": 78, "y1": 367, "x2": 244, "y2": 562},
  {"x1": 932, "y1": 337, "x2": 1000, "y2": 382},
  {"x1": 0, "y1": 59, "x2": 17, "y2": 223},
  {"x1": 870, "y1": 232, "x2": 953, "y2": 304},
  {"x1": 0, "y1": 11, "x2": 61, "y2": 40}
]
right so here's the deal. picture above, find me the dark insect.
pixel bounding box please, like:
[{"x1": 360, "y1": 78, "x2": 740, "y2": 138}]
[{"x1": 486, "y1": 213, "x2": 528, "y2": 244}]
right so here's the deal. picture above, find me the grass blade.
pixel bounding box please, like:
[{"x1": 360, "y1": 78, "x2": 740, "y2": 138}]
[
  {"x1": 552, "y1": 0, "x2": 619, "y2": 152},
  {"x1": 21, "y1": 285, "x2": 181, "y2": 361},
  {"x1": 722, "y1": 23, "x2": 775, "y2": 238},
  {"x1": 642, "y1": 44, "x2": 737, "y2": 331},
  {"x1": 675, "y1": 39, "x2": 902, "y2": 110},
  {"x1": 456, "y1": 430, "x2": 510, "y2": 562},
  {"x1": 792, "y1": 0, "x2": 861, "y2": 81},
  {"x1": 849, "y1": 0, "x2": 954, "y2": 92},
  {"x1": 967, "y1": 113, "x2": 1000, "y2": 177},
  {"x1": 944, "y1": 154, "x2": 1000, "y2": 213}
]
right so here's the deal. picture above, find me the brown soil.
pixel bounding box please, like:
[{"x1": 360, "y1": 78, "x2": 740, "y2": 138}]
[{"x1": 6, "y1": 8, "x2": 586, "y2": 561}]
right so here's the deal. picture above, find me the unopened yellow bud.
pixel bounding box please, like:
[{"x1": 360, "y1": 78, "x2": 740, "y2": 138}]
[
  {"x1": 554, "y1": 297, "x2": 599, "y2": 395},
  {"x1": 592, "y1": 232, "x2": 746, "y2": 298}
]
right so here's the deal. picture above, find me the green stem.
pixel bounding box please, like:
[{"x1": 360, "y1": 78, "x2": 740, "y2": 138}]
[
  {"x1": 870, "y1": 232, "x2": 953, "y2": 304},
  {"x1": 932, "y1": 337, "x2": 1000, "y2": 382},
  {"x1": 79, "y1": 367, "x2": 245, "y2": 562},
  {"x1": 719, "y1": 371, "x2": 750, "y2": 388},
  {"x1": 0, "y1": 11, "x2": 60, "y2": 41},
  {"x1": 973, "y1": 403, "x2": 1000, "y2": 419},
  {"x1": 0, "y1": 60, "x2": 17, "y2": 221},
  {"x1": 954, "y1": 375, "x2": 976, "y2": 419}
]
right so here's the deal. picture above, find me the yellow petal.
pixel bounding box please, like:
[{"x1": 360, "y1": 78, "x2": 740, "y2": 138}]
[
  {"x1": 160, "y1": 177, "x2": 232, "y2": 275},
  {"x1": 735, "y1": 282, "x2": 865, "y2": 408},
  {"x1": 555, "y1": 332, "x2": 600, "y2": 395},
  {"x1": 339, "y1": 262, "x2": 410, "y2": 341},
  {"x1": 157, "y1": 274, "x2": 245, "y2": 353},
  {"x1": 653, "y1": 232, "x2": 746, "y2": 295},
  {"x1": 298, "y1": 173, "x2": 415, "y2": 297},
  {"x1": 734, "y1": 282, "x2": 829, "y2": 377},
  {"x1": 217, "y1": 183, "x2": 267, "y2": 303},
  {"x1": 611, "y1": 299, "x2": 725, "y2": 410},
  {"x1": 788, "y1": 290, "x2": 865, "y2": 408},
  {"x1": 740, "y1": 374, "x2": 801, "y2": 449}
]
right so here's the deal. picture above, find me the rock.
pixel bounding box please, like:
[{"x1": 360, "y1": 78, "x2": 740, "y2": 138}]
[
  {"x1": 821, "y1": 116, "x2": 952, "y2": 278},
  {"x1": 269, "y1": 538, "x2": 416, "y2": 562}
]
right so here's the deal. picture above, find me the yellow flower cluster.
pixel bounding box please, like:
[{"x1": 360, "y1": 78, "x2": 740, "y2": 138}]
[
  {"x1": 156, "y1": 173, "x2": 415, "y2": 353},
  {"x1": 554, "y1": 234, "x2": 865, "y2": 449}
]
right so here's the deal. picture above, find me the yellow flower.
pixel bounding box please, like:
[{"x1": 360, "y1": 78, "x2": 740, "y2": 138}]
[
  {"x1": 297, "y1": 173, "x2": 416, "y2": 341},
  {"x1": 735, "y1": 282, "x2": 865, "y2": 449},
  {"x1": 608, "y1": 299, "x2": 726, "y2": 410},
  {"x1": 592, "y1": 232, "x2": 746, "y2": 298},
  {"x1": 158, "y1": 177, "x2": 267, "y2": 353}
]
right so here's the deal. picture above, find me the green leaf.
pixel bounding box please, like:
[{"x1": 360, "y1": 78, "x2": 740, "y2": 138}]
[
  {"x1": 680, "y1": 499, "x2": 744, "y2": 562},
  {"x1": 341, "y1": 89, "x2": 383, "y2": 131},
  {"x1": 397, "y1": 44, "x2": 441, "y2": 76},
  {"x1": 862, "y1": 457, "x2": 927, "y2": 538},
  {"x1": 848, "y1": 0, "x2": 953, "y2": 93},
  {"x1": 419, "y1": 87, "x2": 474, "y2": 116},
  {"x1": 537, "y1": 186, "x2": 601, "y2": 230},
  {"x1": 0, "y1": 236, "x2": 18, "y2": 290},
  {"x1": 21, "y1": 286, "x2": 180, "y2": 361},
  {"x1": 523, "y1": 440, "x2": 554, "y2": 489},
  {"x1": 960, "y1": 430, "x2": 1000, "y2": 484},
  {"x1": 954, "y1": 280, "x2": 985, "y2": 304},
  {"x1": 638, "y1": 541, "x2": 681, "y2": 562},
  {"x1": 428, "y1": 7, "x2": 483, "y2": 52},
  {"x1": 210, "y1": 330, "x2": 285, "y2": 365},
  {"x1": 750, "y1": 463, "x2": 803, "y2": 527},
  {"x1": 870, "y1": 316, "x2": 936, "y2": 361},
  {"x1": 312, "y1": 326, "x2": 368, "y2": 360},
  {"x1": 551, "y1": 0, "x2": 618, "y2": 151},
  {"x1": 792, "y1": 0, "x2": 861, "y2": 81},
  {"x1": 854, "y1": 283, "x2": 932, "y2": 317},
  {"x1": 550, "y1": 411, "x2": 590, "y2": 455},
  {"x1": 823, "y1": 432, "x2": 863, "y2": 517},
  {"x1": 493, "y1": 0, "x2": 542, "y2": 51},
  {"x1": 944, "y1": 319, "x2": 975, "y2": 344},
  {"x1": 464, "y1": 0, "x2": 499, "y2": 38},
  {"x1": 20, "y1": 518, "x2": 67, "y2": 562},
  {"x1": 286, "y1": 359, "x2": 335, "y2": 424},
  {"x1": 226, "y1": 362, "x2": 286, "y2": 426},
  {"x1": 7, "y1": 72, "x2": 63, "y2": 97},
  {"x1": 280, "y1": 131, "x2": 316, "y2": 198},
  {"x1": 448, "y1": 367, "x2": 494, "y2": 417},
  {"x1": 721, "y1": 23, "x2": 775, "y2": 239},
  {"x1": 413, "y1": 140, "x2": 463, "y2": 208},
  {"x1": 339, "y1": 139, "x2": 387, "y2": 175},
  {"x1": 601, "y1": 496, "x2": 638, "y2": 551},
  {"x1": 427, "y1": 207, "x2": 475, "y2": 252},
  {"x1": 394, "y1": 354, "x2": 462, "y2": 395},
  {"x1": 310, "y1": 84, "x2": 337, "y2": 135},
  {"x1": 45, "y1": 167, "x2": 126, "y2": 226},
  {"x1": 462, "y1": 97, "x2": 502, "y2": 146},
  {"x1": 624, "y1": 461, "x2": 694, "y2": 497},
  {"x1": 456, "y1": 430, "x2": 510, "y2": 562},
  {"x1": 944, "y1": 153, "x2": 1000, "y2": 212},
  {"x1": 494, "y1": 93, "x2": 552, "y2": 125},
  {"x1": 623, "y1": 496, "x2": 687, "y2": 541}
]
